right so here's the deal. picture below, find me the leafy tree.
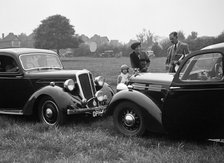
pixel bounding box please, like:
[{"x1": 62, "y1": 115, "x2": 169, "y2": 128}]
[
  {"x1": 177, "y1": 30, "x2": 186, "y2": 41},
  {"x1": 215, "y1": 31, "x2": 224, "y2": 44},
  {"x1": 136, "y1": 29, "x2": 154, "y2": 48},
  {"x1": 160, "y1": 38, "x2": 172, "y2": 57},
  {"x1": 151, "y1": 42, "x2": 163, "y2": 57},
  {"x1": 33, "y1": 14, "x2": 82, "y2": 55},
  {"x1": 72, "y1": 43, "x2": 90, "y2": 56},
  {"x1": 187, "y1": 31, "x2": 198, "y2": 40}
]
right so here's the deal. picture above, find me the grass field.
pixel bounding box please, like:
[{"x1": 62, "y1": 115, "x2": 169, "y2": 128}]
[
  {"x1": 62, "y1": 56, "x2": 167, "y2": 88},
  {"x1": 0, "y1": 56, "x2": 224, "y2": 163}
]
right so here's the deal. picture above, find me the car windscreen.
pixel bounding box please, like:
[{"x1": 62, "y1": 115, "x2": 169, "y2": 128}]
[{"x1": 19, "y1": 53, "x2": 63, "y2": 71}]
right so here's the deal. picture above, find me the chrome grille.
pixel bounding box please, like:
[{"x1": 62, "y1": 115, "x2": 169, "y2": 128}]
[{"x1": 76, "y1": 70, "x2": 96, "y2": 103}]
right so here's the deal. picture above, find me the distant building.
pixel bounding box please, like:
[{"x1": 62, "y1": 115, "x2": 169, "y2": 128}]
[
  {"x1": 100, "y1": 36, "x2": 109, "y2": 45},
  {"x1": 19, "y1": 33, "x2": 34, "y2": 48},
  {"x1": 0, "y1": 33, "x2": 21, "y2": 48},
  {"x1": 90, "y1": 34, "x2": 109, "y2": 46},
  {"x1": 110, "y1": 40, "x2": 122, "y2": 47},
  {"x1": 80, "y1": 34, "x2": 90, "y2": 42}
]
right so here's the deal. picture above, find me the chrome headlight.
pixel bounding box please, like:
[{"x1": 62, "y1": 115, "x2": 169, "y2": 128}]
[
  {"x1": 64, "y1": 79, "x2": 75, "y2": 91},
  {"x1": 95, "y1": 91, "x2": 104, "y2": 102},
  {"x1": 95, "y1": 76, "x2": 105, "y2": 87}
]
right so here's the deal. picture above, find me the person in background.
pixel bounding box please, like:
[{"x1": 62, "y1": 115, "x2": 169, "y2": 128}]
[
  {"x1": 165, "y1": 31, "x2": 190, "y2": 72},
  {"x1": 117, "y1": 64, "x2": 131, "y2": 85},
  {"x1": 130, "y1": 42, "x2": 150, "y2": 72}
]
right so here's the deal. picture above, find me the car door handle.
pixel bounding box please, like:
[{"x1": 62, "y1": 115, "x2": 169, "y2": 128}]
[
  {"x1": 170, "y1": 86, "x2": 181, "y2": 90},
  {"x1": 15, "y1": 76, "x2": 23, "y2": 79}
]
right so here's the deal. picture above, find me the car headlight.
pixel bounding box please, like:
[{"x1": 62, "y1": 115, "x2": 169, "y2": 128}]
[
  {"x1": 116, "y1": 83, "x2": 128, "y2": 91},
  {"x1": 64, "y1": 79, "x2": 75, "y2": 91},
  {"x1": 95, "y1": 76, "x2": 105, "y2": 87},
  {"x1": 95, "y1": 91, "x2": 104, "y2": 102}
]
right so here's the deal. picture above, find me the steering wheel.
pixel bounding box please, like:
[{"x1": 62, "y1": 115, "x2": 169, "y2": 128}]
[{"x1": 198, "y1": 70, "x2": 210, "y2": 80}]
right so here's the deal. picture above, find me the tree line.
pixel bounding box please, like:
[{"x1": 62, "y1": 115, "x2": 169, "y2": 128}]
[
  {"x1": 151, "y1": 31, "x2": 224, "y2": 57},
  {"x1": 11, "y1": 14, "x2": 224, "y2": 58}
]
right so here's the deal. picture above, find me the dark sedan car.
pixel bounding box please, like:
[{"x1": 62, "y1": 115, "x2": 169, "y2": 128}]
[
  {"x1": 0, "y1": 48, "x2": 114, "y2": 126},
  {"x1": 109, "y1": 42, "x2": 224, "y2": 139}
]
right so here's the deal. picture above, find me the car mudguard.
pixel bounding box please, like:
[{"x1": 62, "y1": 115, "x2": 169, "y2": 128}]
[
  {"x1": 108, "y1": 89, "x2": 165, "y2": 133},
  {"x1": 22, "y1": 85, "x2": 81, "y2": 115},
  {"x1": 100, "y1": 82, "x2": 115, "y2": 104}
]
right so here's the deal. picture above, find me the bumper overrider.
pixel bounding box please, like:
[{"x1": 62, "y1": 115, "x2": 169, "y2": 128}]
[
  {"x1": 66, "y1": 95, "x2": 108, "y2": 117},
  {"x1": 67, "y1": 104, "x2": 107, "y2": 117}
]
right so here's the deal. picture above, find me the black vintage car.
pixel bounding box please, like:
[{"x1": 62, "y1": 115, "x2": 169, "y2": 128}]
[
  {"x1": 109, "y1": 42, "x2": 224, "y2": 139},
  {"x1": 0, "y1": 48, "x2": 114, "y2": 126}
]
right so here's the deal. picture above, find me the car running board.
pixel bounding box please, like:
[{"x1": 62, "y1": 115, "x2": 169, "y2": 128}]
[{"x1": 0, "y1": 110, "x2": 23, "y2": 115}]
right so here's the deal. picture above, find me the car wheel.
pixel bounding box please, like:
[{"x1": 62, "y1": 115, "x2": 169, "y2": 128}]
[
  {"x1": 38, "y1": 96, "x2": 64, "y2": 126},
  {"x1": 113, "y1": 101, "x2": 146, "y2": 136}
]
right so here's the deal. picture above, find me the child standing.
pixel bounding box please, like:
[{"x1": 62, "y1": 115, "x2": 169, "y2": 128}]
[{"x1": 117, "y1": 64, "x2": 131, "y2": 85}]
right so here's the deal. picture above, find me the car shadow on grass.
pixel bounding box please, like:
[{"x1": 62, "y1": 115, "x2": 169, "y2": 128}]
[{"x1": 143, "y1": 130, "x2": 224, "y2": 148}]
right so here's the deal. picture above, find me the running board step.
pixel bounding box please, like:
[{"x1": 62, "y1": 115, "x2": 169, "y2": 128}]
[{"x1": 0, "y1": 110, "x2": 23, "y2": 115}]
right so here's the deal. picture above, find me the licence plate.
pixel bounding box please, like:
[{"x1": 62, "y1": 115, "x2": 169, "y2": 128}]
[{"x1": 93, "y1": 110, "x2": 104, "y2": 117}]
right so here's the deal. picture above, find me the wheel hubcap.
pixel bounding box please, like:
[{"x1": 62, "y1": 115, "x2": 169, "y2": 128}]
[
  {"x1": 45, "y1": 108, "x2": 53, "y2": 118},
  {"x1": 42, "y1": 100, "x2": 58, "y2": 125},
  {"x1": 124, "y1": 113, "x2": 135, "y2": 127}
]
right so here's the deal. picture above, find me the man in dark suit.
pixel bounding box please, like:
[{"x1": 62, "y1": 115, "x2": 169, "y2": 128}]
[
  {"x1": 165, "y1": 31, "x2": 190, "y2": 72},
  {"x1": 130, "y1": 42, "x2": 150, "y2": 72}
]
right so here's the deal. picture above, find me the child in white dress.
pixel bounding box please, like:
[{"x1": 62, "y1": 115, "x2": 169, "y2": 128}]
[{"x1": 117, "y1": 64, "x2": 131, "y2": 85}]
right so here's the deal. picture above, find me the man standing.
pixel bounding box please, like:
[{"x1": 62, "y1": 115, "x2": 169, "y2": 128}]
[
  {"x1": 130, "y1": 42, "x2": 150, "y2": 72},
  {"x1": 165, "y1": 31, "x2": 190, "y2": 72}
]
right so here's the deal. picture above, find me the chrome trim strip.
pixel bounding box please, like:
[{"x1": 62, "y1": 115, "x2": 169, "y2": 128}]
[
  {"x1": 148, "y1": 85, "x2": 162, "y2": 92},
  {"x1": 87, "y1": 73, "x2": 95, "y2": 97},
  {"x1": 132, "y1": 83, "x2": 162, "y2": 92},
  {"x1": 132, "y1": 83, "x2": 146, "y2": 90},
  {"x1": 170, "y1": 86, "x2": 181, "y2": 90},
  {"x1": 170, "y1": 87, "x2": 224, "y2": 91},
  {"x1": 0, "y1": 110, "x2": 23, "y2": 115}
]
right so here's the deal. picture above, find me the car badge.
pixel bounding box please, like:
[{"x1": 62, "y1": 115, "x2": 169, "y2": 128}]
[{"x1": 93, "y1": 100, "x2": 97, "y2": 106}]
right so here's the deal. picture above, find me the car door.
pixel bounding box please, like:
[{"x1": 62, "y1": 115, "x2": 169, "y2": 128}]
[
  {"x1": 0, "y1": 55, "x2": 34, "y2": 110},
  {"x1": 162, "y1": 50, "x2": 224, "y2": 138}
]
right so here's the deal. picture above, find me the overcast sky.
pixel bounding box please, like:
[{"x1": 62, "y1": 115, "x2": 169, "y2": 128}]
[{"x1": 0, "y1": 0, "x2": 223, "y2": 43}]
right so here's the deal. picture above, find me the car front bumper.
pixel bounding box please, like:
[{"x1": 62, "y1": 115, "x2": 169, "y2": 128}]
[{"x1": 67, "y1": 105, "x2": 107, "y2": 117}]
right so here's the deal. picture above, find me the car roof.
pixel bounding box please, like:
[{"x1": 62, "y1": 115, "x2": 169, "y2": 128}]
[
  {"x1": 202, "y1": 42, "x2": 224, "y2": 50},
  {"x1": 0, "y1": 48, "x2": 57, "y2": 56}
]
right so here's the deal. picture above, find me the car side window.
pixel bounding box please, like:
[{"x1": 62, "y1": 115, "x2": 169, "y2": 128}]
[
  {"x1": 0, "y1": 56, "x2": 19, "y2": 73},
  {"x1": 179, "y1": 53, "x2": 223, "y2": 81}
]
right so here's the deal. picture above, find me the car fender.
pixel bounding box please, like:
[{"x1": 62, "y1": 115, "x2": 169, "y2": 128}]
[
  {"x1": 100, "y1": 82, "x2": 115, "y2": 104},
  {"x1": 108, "y1": 89, "x2": 165, "y2": 133},
  {"x1": 23, "y1": 85, "x2": 80, "y2": 115}
]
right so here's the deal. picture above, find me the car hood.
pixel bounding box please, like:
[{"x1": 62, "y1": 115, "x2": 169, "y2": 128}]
[{"x1": 130, "y1": 72, "x2": 174, "y2": 86}]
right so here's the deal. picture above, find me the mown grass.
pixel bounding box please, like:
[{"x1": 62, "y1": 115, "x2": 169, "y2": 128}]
[
  {"x1": 62, "y1": 56, "x2": 166, "y2": 88},
  {"x1": 0, "y1": 56, "x2": 224, "y2": 163}
]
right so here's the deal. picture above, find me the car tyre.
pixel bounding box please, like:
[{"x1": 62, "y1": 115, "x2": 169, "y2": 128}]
[
  {"x1": 113, "y1": 101, "x2": 146, "y2": 136},
  {"x1": 38, "y1": 96, "x2": 65, "y2": 126}
]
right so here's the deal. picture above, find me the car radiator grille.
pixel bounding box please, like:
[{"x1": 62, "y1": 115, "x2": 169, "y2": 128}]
[{"x1": 77, "y1": 72, "x2": 96, "y2": 107}]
